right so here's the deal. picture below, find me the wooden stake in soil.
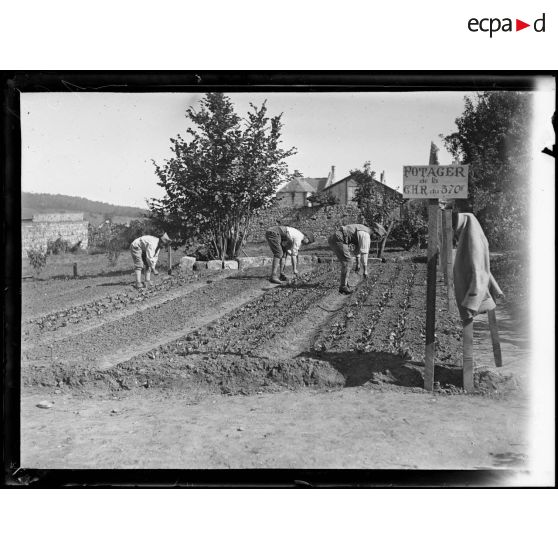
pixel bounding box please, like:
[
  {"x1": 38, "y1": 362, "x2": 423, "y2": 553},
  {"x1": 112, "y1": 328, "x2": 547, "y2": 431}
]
[
  {"x1": 168, "y1": 245, "x2": 173, "y2": 275},
  {"x1": 440, "y1": 209, "x2": 448, "y2": 286},
  {"x1": 443, "y1": 209, "x2": 456, "y2": 313},
  {"x1": 462, "y1": 318, "x2": 474, "y2": 392},
  {"x1": 487, "y1": 309, "x2": 503, "y2": 367},
  {"x1": 73, "y1": 262, "x2": 78, "y2": 278},
  {"x1": 424, "y1": 198, "x2": 439, "y2": 391}
]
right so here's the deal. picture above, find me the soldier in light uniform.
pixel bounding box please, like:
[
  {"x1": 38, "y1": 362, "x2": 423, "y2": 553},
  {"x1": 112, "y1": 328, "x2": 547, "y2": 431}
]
[
  {"x1": 130, "y1": 233, "x2": 171, "y2": 289},
  {"x1": 328, "y1": 223, "x2": 386, "y2": 294},
  {"x1": 265, "y1": 226, "x2": 315, "y2": 284}
]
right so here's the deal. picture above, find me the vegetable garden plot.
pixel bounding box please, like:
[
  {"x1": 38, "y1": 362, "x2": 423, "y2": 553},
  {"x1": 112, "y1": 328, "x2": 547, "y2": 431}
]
[
  {"x1": 23, "y1": 260, "x2": 468, "y2": 395},
  {"x1": 97, "y1": 261, "x2": 463, "y2": 395},
  {"x1": 308, "y1": 261, "x2": 463, "y2": 388}
]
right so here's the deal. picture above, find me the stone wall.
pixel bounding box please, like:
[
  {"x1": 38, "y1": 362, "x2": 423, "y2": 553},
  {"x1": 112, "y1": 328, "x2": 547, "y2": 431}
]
[
  {"x1": 246, "y1": 205, "x2": 363, "y2": 242},
  {"x1": 32, "y1": 212, "x2": 85, "y2": 223},
  {"x1": 275, "y1": 191, "x2": 309, "y2": 208},
  {"x1": 21, "y1": 214, "x2": 89, "y2": 256}
]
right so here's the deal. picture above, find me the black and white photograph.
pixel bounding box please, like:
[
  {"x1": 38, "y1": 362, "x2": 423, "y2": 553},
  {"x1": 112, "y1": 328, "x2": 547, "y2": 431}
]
[{"x1": 4, "y1": 73, "x2": 555, "y2": 485}]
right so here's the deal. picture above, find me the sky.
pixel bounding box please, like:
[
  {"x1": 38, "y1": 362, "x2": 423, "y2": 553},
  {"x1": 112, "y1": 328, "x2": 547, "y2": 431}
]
[{"x1": 20, "y1": 91, "x2": 472, "y2": 209}]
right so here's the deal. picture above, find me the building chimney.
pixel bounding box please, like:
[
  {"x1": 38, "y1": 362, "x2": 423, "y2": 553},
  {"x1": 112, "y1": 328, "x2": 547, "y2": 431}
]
[
  {"x1": 380, "y1": 171, "x2": 385, "y2": 183},
  {"x1": 331, "y1": 165, "x2": 335, "y2": 182}
]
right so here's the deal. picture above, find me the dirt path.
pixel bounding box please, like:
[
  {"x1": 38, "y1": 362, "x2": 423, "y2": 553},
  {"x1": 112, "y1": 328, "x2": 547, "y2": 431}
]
[
  {"x1": 20, "y1": 386, "x2": 530, "y2": 470},
  {"x1": 473, "y1": 307, "x2": 529, "y2": 383}
]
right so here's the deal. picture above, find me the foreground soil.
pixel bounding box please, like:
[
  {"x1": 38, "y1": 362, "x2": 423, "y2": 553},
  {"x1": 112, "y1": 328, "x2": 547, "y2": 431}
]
[{"x1": 21, "y1": 382, "x2": 530, "y2": 470}]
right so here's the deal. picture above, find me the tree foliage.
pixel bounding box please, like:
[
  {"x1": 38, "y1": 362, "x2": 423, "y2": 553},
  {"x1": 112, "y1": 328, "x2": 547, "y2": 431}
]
[
  {"x1": 390, "y1": 204, "x2": 428, "y2": 251},
  {"x1": 150, "y1": 93, "x2": 296, "y2": 260},
  {"x1": 307, "y1": 190, "x2": 339, "y2": 207},
  {"x1": 27, "y1": 249, "x2": 48, "y2": 273},
  {"x1": 443, "y1": 91, "x2": 532, "y2": 249},
  {"x1": 351, "y1": 162, "x2": 403, "y2": 257}
]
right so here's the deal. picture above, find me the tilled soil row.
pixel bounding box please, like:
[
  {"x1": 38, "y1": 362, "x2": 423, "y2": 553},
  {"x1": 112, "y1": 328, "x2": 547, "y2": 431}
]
[
  {"x1": 311, "y1": 262, "x2": 462, "y2": 364},
  {"x1": 168, "y1": 266, "x2": 341, "y2": 358},
  {"x1": 21, "y1": 271, "x2": 245, "y2": 345},
  {"x1": 23, "y1": 268, "x2": 238, "y2": 332},
  {"x1": 22, "y1": 270, "x2": 144, "y2": 320},
  {"x1": 22, "y1": 272, "x2": 282, "y2": 376}
]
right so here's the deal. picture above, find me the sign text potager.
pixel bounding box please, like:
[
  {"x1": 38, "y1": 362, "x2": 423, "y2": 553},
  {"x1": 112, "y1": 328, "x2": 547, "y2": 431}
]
[{"x1": 402, "y1": 165, "x2": 469, "y2": 198}]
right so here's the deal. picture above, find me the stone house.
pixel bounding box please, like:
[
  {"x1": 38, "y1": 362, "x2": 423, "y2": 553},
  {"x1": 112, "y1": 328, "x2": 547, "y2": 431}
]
[{"x1": 275, "y1": 166, "x2": 336, "y2": 208}]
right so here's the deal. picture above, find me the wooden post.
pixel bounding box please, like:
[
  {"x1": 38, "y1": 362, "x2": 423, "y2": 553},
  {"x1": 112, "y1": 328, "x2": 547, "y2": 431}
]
[
  {"x1": 443, "y1": 210, "x2": 456, "y2": 313},
  {"x1": 73, "y1": 262, "x2": 78, "y2": 278},
  {"x1": 168, "y1": 245, "x2": 173, "y2": 275},
  {"x1": 424, "y1": 198, "x2": 439, "y2": 391},
  {"x1": 440, "y1": 209, "x2": 448, "y2": 286},
  {"x1": 462, "y1": 318, "x2": 475, "y2": 392},
  {"x1": 487, "y1": 309, "x2": 503, "y2": 367}
]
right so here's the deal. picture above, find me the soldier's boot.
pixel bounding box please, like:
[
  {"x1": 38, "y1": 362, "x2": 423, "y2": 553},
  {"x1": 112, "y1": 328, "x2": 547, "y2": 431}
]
[
  {"x1": 134, "y1": 270, "x2": 145, "y2": 289},
  {"x1": 269, "y1": 257, "x2": 285, "y2": 284},
  {"x1": 339, "y1": 264, "x2": 353, "y2": 294}
]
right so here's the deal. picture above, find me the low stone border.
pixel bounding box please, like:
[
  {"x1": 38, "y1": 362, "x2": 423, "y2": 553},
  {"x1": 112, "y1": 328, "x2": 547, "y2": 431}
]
[{"x1": 180, "y1": 254, "x2": 321, "y2": 273}]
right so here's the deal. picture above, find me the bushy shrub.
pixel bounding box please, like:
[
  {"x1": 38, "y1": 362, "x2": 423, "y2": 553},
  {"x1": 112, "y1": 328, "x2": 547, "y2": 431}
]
[
  {"x1": 47, "y1": 236, "x2": 69, "y2": 255},
  {"x1": 391, "y1": 209, "x2": 428, "y2": 251},
  {"x1": 307, "y1": 191, "x2": 339, "y2": 207},
  {"x1": 69, "y1": 240, "x2": 84, "y2": 253},
  {"x1": 27, "y1": 249, "x2": 48, "y2": 273}
]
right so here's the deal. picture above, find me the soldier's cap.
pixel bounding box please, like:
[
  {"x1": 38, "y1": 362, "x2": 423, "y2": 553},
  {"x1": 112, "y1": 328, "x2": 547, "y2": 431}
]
[{"x1": 160, "y1": 233, "x2": 172, "y2": 243}]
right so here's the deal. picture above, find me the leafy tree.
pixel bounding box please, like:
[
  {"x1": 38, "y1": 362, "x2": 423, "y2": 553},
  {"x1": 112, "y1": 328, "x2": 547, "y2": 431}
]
[
  {"x1": 351, "y1": 162, "x2": 403, "y2": 257},
  {"x1": 307, "y1": 190, "x2": 339, "y2": 207},
  {"x1": 391, "y1": 204, "x2": 428, "y2": 250},
  {"x1": 443, "y1": 91, "x2": 531, "y2": 249},
  {"x1": 151, "y1": 93, "x2": 296, "y2": 260}
]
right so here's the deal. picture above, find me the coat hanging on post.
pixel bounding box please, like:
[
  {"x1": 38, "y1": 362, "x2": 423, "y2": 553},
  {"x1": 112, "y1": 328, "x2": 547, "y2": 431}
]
[{"x1": 453, "y1": 213, "x2": 503, "y2": 321}]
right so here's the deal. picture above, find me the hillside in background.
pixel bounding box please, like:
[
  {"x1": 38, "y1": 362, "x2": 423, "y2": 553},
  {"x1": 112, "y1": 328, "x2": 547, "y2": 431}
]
[{"x1": 22, "y1": 192, "x2": 147, "y2": 225}]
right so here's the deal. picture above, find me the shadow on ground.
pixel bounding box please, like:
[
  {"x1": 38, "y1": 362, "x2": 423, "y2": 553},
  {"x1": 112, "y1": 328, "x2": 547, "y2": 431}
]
[{"x1": 298, "y1": 351, "x2": 464, "y2": 388}]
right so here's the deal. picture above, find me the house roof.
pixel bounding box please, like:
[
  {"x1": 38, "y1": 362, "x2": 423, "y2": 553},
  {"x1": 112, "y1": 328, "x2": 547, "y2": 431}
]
[
  {"x1": 277, "y1": 177, "x2": 317, "y2": 194},
  {"x1": 305, "y1": 177, "x2": 328, "y2": 191}
]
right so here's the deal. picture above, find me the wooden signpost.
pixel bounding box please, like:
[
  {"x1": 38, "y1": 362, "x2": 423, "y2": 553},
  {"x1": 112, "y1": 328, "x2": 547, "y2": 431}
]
[{"x1": 403, "y1": 161, "x2": 469, "y2": 391}]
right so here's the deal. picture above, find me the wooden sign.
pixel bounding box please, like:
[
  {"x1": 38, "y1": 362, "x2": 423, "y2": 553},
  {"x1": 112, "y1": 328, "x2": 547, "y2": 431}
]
[{"x1": 402, "y1": 165, "x2": 469, "y2": 198}]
